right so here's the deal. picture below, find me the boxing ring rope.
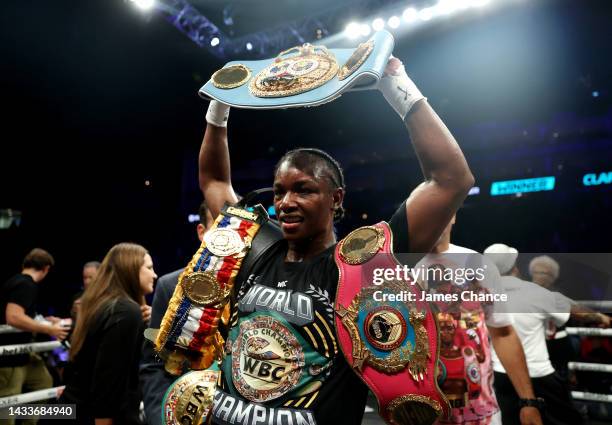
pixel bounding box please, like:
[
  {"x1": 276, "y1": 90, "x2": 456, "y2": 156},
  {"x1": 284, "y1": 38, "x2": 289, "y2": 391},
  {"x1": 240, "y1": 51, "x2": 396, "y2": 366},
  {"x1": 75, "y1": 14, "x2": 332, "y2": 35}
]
[
  {"x1": 0, "y1": 341, "x2": 63, "y2": 357},
  {"x1": 0, "y1": 340, "x2": 130, "y2": 417},
  {"x1": 0, "y1": 324, "x2": 24, "y2": 334},
  {"x1": 0, "y1": 340, "x2": 67, "y2": 408},
  {"x1": 0, "y1": 316, "x2": 58, "y2": 334},
  {"x1": 564, "y1": 316, "x2": 612, "y2": 411},
  {"x1": 565, "y1": 327, "x2": 612, "y2": 337},
  {"x1": 0, "y1": 387, "x2": 65, "y2": 409},
  {"x1": 568, "y1": 362, "x2": 612, "y2": 373},
  {"x1": 575, "y1": 300, "x2": 612, "y2": 310},
  {"x1": 571, "y1": 392, "x2": 612, "y2": 403}
]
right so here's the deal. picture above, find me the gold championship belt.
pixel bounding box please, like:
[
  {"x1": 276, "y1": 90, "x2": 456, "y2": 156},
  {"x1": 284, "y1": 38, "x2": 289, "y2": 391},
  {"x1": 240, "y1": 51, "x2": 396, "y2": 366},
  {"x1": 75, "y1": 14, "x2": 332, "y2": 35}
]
[
  {"x1": 334, "y1": 223, "x2": 450, "y2": 424},
  {"x1": 151, "y1": 205, "x2": 268, "y2": 375},
  {"x1": 249, "y1": 43, "x2": 339, "y2": 98},
  {"x1": 199, "y1": 30, "x2": 396, "y2": 109},
  {"x1": 162, "y1": 369, "x2": 219, "y2": 425}
]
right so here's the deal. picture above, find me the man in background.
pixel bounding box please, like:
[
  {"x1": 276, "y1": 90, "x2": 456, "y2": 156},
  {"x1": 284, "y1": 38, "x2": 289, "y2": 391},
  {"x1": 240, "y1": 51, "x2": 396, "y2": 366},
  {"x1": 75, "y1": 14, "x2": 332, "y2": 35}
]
[
  {"x1": 484, "y1": 243, "x2": 609, "y2": 425},
  {"x1": 529, "y1": 256, "x2": 559, "y2": 290},
  {"x1": 529, "y1": 255, "x2": 610, "y2": 378},
  {"x1": 71, "y1": 261, "x2": 100, "y2": 317},
  {"x1": 485, "y1": 244, "x2": 588, "y2": 425},
  {"x1": 0, "y1": 248, "x2": 70, "y2": 425}
]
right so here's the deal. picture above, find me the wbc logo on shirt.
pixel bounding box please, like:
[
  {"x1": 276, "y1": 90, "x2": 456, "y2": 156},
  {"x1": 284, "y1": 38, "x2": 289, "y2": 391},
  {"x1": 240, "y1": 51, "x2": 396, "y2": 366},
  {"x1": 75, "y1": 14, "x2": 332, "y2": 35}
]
[{"x1": 232, "y1": 315, "x2": 304, "y2": 402}]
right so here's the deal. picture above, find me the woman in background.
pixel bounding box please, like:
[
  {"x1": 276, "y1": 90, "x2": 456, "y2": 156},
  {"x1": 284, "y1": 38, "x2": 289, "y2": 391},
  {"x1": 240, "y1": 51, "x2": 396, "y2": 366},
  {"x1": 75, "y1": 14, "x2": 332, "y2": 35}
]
[{"x1": 60, "y1": 242, "x2": 157, "y2": 425}]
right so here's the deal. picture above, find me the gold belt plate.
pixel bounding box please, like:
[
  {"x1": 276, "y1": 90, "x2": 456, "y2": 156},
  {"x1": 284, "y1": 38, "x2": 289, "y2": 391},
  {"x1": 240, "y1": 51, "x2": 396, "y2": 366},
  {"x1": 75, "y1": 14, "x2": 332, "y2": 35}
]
[
  {"x1": 164, "y1": 369, "x2": 219, "y2": 425},
  {"x1": 204, "y1": 227, "x2": 246, "y2": 257},
  {"x1": 211, "y1": 64, "x2": 251, "y2": 89},
  {"x1": 181, "y1": 271, "x2": 229, "y2": 306},
  {"x1": 337, "y1": 280, "x2": 430, "y2": 380},
  {"x1": 250, "y1": 43, "x2": 339, "y2": 98},
  {"x1": 338, "y1": 225, "x2": 385, "y2": 265},
  {"x1": 338, "y1": 39, "x2": 374, "y2": 81}
]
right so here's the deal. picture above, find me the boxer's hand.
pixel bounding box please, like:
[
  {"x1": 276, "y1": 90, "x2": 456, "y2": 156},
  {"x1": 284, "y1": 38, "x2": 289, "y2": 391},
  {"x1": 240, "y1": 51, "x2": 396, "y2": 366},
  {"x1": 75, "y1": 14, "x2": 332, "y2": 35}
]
[
  {"x1": 383, "y1": 55, "x2": 405, "y2": 77},
  {"x1": 520, "y1": 406, "x2": 543, "y2": 425},
  {"x1": 378, "y1": 55, "x2": 426, "y2": 120},
  {"x1": 205, "y1": 100, "x2": 230, "y2": 128}
]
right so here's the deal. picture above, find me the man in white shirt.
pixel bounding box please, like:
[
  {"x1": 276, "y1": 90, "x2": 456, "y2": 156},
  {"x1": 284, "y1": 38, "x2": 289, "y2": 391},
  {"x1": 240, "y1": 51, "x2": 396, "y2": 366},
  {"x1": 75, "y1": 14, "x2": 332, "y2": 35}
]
[{"x1": 484, "y1": 243, "x2": 584, "y2": 425}]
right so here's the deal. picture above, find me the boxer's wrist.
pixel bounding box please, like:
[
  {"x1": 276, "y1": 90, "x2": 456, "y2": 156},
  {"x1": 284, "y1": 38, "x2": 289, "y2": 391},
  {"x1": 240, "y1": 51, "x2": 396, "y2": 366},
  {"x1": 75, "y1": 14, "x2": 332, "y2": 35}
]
[
  {"x1": 378, "y1": 60, "x2": 426, "y2": 120},
  {"x1": 205, "y1": 100, "x2": 230, "y2": 128}
]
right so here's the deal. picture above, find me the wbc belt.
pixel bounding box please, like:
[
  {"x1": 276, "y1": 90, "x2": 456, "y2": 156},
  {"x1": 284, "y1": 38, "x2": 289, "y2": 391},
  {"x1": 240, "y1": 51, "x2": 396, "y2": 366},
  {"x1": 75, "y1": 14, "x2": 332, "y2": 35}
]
[
  {"x1": 162, "y1": 368, "x2": 219, "y2": 425},
  {"x1": 155, "y1": 204, "x2": 267, "y2": 374},
  {"x1": 334, "y1": 222, "x2": 449, "y2": 425}
]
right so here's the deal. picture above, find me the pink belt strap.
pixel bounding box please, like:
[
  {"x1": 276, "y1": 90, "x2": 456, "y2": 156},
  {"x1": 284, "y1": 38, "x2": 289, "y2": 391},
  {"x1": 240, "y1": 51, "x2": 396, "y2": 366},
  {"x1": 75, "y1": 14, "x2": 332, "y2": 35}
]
[{"x1": 334, "y1": 222, "x2": 449, "y2": 424}]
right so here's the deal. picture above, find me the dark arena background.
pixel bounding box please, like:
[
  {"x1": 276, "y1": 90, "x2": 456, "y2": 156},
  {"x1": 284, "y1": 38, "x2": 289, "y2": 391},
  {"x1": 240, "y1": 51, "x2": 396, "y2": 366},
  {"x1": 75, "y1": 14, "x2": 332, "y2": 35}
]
[{"x1": 1, "y1": 0, "x2": 611, "y2": 423}]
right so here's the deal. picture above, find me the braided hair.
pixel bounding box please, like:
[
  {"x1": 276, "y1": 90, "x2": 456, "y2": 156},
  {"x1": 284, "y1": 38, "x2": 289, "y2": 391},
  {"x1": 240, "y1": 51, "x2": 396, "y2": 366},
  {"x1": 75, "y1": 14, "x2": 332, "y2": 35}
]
[{"x1": 274, "y1": 148, "x2": 346, "y2": 221}]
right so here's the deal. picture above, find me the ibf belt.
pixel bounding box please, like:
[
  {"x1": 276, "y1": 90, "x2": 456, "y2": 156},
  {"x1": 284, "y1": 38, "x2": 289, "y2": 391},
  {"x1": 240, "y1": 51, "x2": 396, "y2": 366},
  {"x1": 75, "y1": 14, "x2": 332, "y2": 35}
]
[
  {"x1": 155, "y1": 204, "x2": 267, "y2": 374},
  {"x1": 199, "y1": 30, "x2": 395, "y2": 110},
  {"x1": 334, "y1": 223, "x2": 450, "y2": 425}
]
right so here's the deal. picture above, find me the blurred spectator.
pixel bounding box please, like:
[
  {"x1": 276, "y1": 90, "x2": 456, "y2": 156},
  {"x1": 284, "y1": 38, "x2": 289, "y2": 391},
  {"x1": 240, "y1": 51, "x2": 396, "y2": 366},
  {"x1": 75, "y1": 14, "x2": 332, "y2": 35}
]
[
  {"x1": 529, "y1": 255, "x2": 610, "y2": 378},
  {"x1": 529, "y1": 255, "x2": 560, "y2": 290},
  {"x1": 60, "y1": 243, "x2": 157, "y2": 424},
  {"x1": 71, "y1": 261, "x2": 101, "y2": 318},
  {"x1": 486, "y1": 244, "x2": 584, "y2": 425},
  {"x1": 0, "y1": 248, "x2": 70, "y2": 425},
  {"x1": 140, "y1": 201, "x2": 212, "y2": 425},
  {"x1": 71, "y1": 260, "x2": 152, "y2": 325},
  {"x1": 82, "y1": 261, "x2": 101, "y2": 289}
]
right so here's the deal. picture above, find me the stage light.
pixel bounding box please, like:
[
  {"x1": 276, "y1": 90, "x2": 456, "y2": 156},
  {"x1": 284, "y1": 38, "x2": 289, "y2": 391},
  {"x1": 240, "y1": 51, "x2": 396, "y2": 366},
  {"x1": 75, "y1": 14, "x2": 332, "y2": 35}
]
[
  {"x1": 372, "y1": 18, "x2": 385, "y2": 31},
  {"x1": 210, "y1": 37, "x2": 220, "y2": 47},
  {"x1": 470, "y1": 0, "x2": 491, "y2": 7},
  {"x1": 359, "y1": 23, "x2": 372, "y2": 37},
  {"x1": 345, "y1": 22, "x2": 361, "y2": 39},
  {"x1": 403, "y1": 7, "x2": 418, "y2": 22},
  {"x1": 131, "y1": 0, "x2": 155, "y2": 11},
  {"x1": 246, "y1": 42, "x2": 253, "y2": 51},
  {"x1": 419, "y1": 7, "x2": 434, "y2": 21},
  {"x1": 388, "y1": 16, "x2": 401, "y2": 29},
  {"x1": 468, "y1": 186, "x2": 481, "y2": 196},
  {"x1": 436, "y1": 0, "x2": 453, "y2": 15},
  {"x1": 592, "y1": 91, "x2": 599, "y2": 97}
]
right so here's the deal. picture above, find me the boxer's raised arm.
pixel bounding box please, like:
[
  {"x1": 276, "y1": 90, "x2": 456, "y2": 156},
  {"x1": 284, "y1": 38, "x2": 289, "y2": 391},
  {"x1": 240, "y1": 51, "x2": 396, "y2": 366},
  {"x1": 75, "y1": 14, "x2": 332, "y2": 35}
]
[
  {"x1": 403, "y1": 100, "x2": 473, "y2": 253},
  {"x1": 379, "y1": 57, "x2": 474, "y2": 253},
  {"x1": 199, "y1": 101, "x2": 239, "y2": 219}
]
